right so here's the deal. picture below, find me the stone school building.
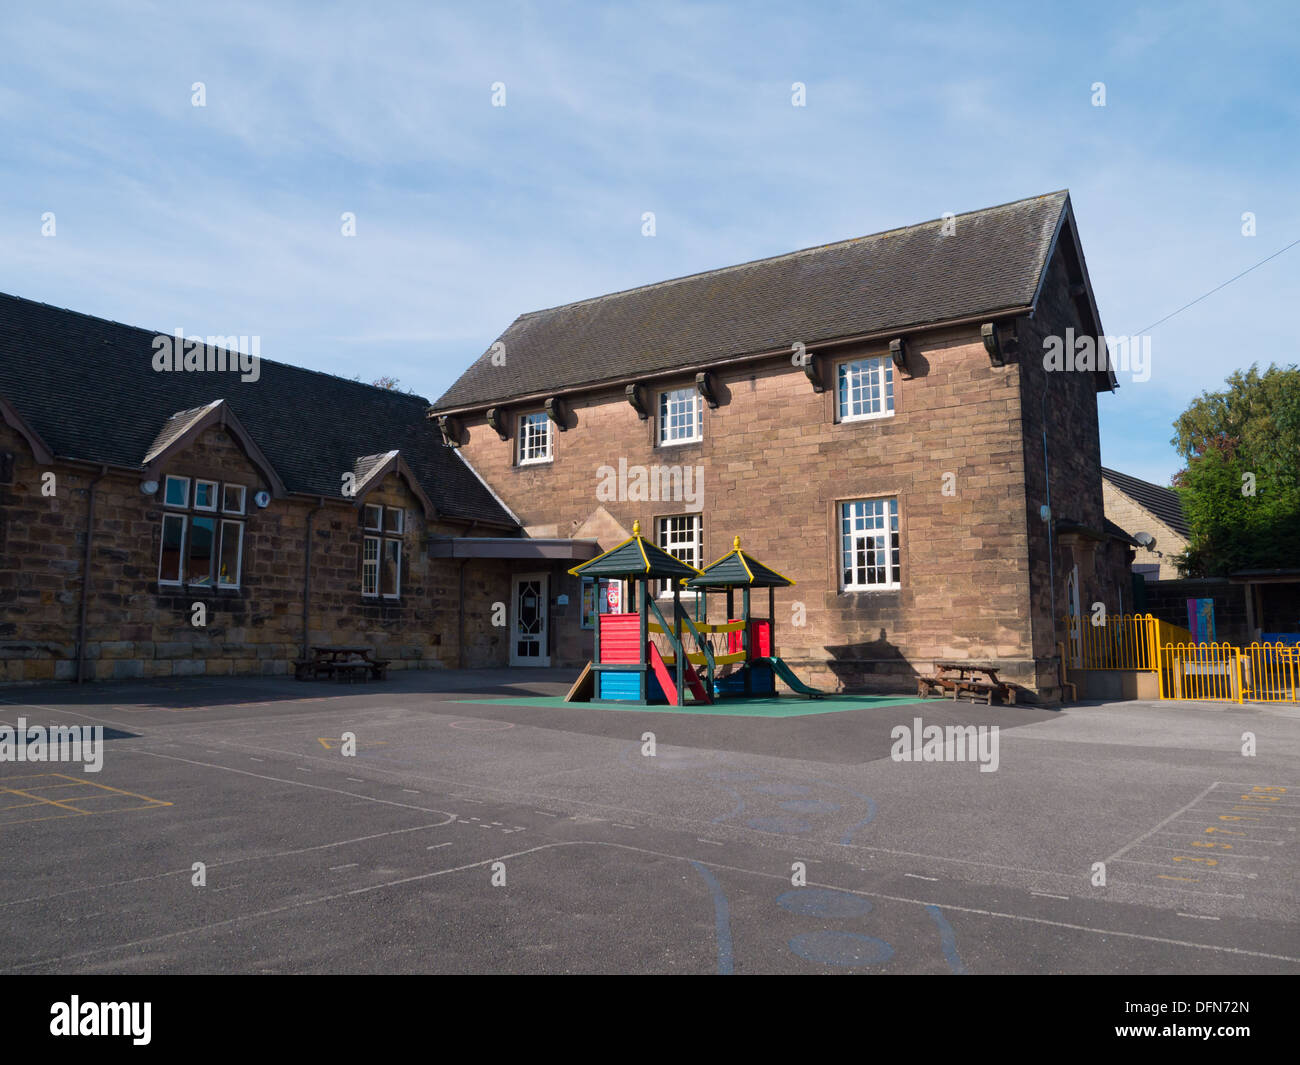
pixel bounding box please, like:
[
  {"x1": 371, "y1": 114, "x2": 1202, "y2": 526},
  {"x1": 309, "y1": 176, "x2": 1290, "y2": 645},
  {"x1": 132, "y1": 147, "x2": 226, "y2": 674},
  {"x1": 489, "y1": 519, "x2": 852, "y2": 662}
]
[{"x1": 1, "y1": 191, "x2": 1134, "y2": 698}]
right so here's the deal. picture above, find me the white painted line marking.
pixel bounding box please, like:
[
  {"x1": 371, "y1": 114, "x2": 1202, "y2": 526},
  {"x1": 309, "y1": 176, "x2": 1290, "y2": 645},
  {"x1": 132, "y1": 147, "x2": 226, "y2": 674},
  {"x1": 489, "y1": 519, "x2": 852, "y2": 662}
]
[
  {"x1": 1031, "y1": 892, "x2": 1069, "y2": 900},
  {"x1": 905, "y1": 873, "x2": 939, "y2": 882},
  {"x1": 1177, "y1": 913, "x2": 1220, "y2": 921},
  {"x1": 534, "y1": 811, "x2": 559, "y2": 817},
  {"x1": 1106, "y1": 782, "x2": 1220, "y2": 862},
  {"x1": 330, "y1": 864, "x2": 358, "y2": 871},
  {"x1": 612, "y1": 824, "x2": 637, "y2": 830},
  {"x1": 402, "y1": 789, "x2": 419, "y2": 794},
  {"x1": 427, "y1": 843, "x2": 453, "y2": 850},
  {"x1": 461, "y1": 798, "x2": 484, "y2": 805},
  {"x1": 296, "y1": 767, "x2": 312, "y2": 773},
  {"x1": 696, "y1": 838, "x2": 724, "y2": 846},
  {"x1": 249, "y1": 757, "x2": 264, "y2": 762},
  {"x1": 347, "y1": 778, "x2": 364, "y2": 783}
]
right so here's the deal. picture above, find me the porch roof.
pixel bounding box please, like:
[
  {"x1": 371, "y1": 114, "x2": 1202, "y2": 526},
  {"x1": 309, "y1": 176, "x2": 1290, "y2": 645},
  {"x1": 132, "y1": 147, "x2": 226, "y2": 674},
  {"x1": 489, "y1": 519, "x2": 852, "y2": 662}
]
[{"x1": 427, "y1": 537, "x2": 602, "y2": 561}]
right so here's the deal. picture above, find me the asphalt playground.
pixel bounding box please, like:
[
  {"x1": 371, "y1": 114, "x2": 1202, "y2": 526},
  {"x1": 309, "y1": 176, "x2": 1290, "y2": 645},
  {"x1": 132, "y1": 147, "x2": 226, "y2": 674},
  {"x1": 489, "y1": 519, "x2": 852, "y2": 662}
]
[{"x1": 1, "y1": 668, "x2": 1297, "y2": 974}]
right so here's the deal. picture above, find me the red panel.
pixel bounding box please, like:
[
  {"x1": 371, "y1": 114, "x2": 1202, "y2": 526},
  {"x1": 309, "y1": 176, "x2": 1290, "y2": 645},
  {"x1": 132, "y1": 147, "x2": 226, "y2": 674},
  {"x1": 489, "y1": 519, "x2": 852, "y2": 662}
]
[
  {"x1": 647, "y1": 643, "x2": 679, "y2": 705},
  {"x1": 726, "y1": 619, "x2": 771, "y2": 657},
  {"x1": 599, "y1": 614, "x2": 643, "y2": 664}
]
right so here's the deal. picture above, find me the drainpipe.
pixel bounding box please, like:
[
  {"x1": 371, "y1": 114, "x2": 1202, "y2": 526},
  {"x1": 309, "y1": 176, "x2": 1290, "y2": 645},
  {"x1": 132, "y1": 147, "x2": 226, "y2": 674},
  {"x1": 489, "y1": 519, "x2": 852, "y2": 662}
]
[
  {"x1": 75, "y1": 466, "x2": 110, "y2": 684},
  {"x1": 303, "y1": 497, "x2": 326, "y2": 658}
]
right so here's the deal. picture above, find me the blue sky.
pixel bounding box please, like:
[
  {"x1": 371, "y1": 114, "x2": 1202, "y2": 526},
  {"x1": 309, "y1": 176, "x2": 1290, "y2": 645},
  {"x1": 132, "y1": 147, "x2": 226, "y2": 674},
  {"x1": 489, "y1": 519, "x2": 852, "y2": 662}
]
[{"x1": 3, "y1": 0, "x2": 1296, "y2": 486}]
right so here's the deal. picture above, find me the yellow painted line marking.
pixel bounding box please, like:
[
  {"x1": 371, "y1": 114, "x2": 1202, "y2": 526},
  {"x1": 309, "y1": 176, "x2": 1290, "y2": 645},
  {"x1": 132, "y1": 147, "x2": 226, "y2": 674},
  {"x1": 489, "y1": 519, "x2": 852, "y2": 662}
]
[
  {"x1": 1157, "y1": 875, "x2": 1199, "y2": 882},
  {"x1": 0, "y1": 784, "x2": 87, "y2": 814},
  {"x1": 46, "y1": 773, "x2": 172, "y2": 807}
]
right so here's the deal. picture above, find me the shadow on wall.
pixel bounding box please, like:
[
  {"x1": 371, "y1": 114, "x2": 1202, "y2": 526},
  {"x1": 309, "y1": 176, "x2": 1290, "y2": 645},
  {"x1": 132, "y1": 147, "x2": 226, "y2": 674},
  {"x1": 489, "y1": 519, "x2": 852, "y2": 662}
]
[{"x1": 823, "y1": 628, "x2": 918, "y2": 689}]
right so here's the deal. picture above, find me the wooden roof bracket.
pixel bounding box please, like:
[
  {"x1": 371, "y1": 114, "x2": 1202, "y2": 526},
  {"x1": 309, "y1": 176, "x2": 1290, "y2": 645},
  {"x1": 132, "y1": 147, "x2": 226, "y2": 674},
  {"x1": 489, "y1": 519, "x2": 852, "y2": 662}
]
[
  {"x1": 437, "y1": 414, "x2": 463, "y2": 448},
  {"x1": 981, "y1": 321, "x2": 1019, "y2": 367},
  {"x1": 889, "y1": 337, "x2": 909, "y2": 378},
  {"x1": 802, "y1": 351, "x2": 824, "y2": 393},
  {"x1": 485, "y1": 407, "x2": 508, "y2": 440},
  {"x1": 626, "y1": 383, "x2": 649, "y2": 420},
  {"x1": 545, "y1": 396, "x2": 568, "y2": 430},
  {"x1": 695, "y1": 371, "x2": 719, "y2": 409}
]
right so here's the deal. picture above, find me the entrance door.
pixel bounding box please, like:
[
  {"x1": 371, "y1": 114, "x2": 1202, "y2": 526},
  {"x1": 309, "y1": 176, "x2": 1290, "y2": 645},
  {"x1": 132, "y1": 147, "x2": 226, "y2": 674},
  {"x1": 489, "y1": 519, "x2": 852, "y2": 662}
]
[{"x1": 509, "y1": 573, "x2": 550, "y2": 666}]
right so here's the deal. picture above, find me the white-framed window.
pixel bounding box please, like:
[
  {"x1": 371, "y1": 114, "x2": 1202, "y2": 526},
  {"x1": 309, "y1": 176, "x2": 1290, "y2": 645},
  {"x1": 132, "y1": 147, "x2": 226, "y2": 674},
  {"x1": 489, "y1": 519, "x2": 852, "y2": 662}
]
[
  {"x1": 163, "y1": 475, "x2": 190, "y2": 508},
  {"x1": 517, "y1": 412, "x2": 552, "y2": 465},
  {"x1": 658, "y1": 387, "x2": 702, "y2": 445},
  {"x1": 158, "y1": 476, "x2": 246, "y2": 587},
  {"x1": 840, "y1": 497, "x2": 900, "y2": 590},
  {"x1": 657, "y1": 514, "x2": 702, "y2": 596},
  {"x1": 837, "y1": 357, "x2": 894, "y2": 422},
  {"x1": 193, "y1": 479, "x2": 219, "y2": 511},
  {"x1": 362, "y1": 505, "x2": 405, "y2": 598}
]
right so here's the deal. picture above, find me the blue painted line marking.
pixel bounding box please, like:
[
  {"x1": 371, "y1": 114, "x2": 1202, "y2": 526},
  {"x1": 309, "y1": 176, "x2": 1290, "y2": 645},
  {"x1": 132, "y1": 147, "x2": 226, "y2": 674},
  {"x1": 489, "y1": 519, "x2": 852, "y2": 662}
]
[
  {"x1": 690, "y1": 860, "x2": 734, "y2": 975},
  {"x1": 925, "y1": 904, "x2": 970, "y2": 974}
]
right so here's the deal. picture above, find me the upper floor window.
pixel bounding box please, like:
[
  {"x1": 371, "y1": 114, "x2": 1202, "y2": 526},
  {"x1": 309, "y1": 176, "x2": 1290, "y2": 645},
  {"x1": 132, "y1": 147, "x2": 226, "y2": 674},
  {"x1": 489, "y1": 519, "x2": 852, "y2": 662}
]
[
  {"x1": 658, "y1": 388, "x2": 702, "y2": 446},
  {"x1": 840, "y1": 497, "x2": 900, "y2": 591},
  {"x1": 837, "y1": 357, "x2": 894, "y2": 422},
  {"x1": 158, "y1": 474, "x2": 246, "y2": 588},
  {"x1": 362, "y1": 505, "x2": 404, "y2": 598},
  {"x1": 657, "y1": 514, "x2": 702, "y2": 596},
  {"x1": 517, "y1": 412, "x2": 552, "y2": 465}
]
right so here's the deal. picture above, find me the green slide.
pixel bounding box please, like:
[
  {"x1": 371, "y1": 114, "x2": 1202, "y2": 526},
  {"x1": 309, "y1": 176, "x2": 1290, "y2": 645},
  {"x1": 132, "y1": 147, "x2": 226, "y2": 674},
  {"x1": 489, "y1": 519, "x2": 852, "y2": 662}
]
[{"x1": 761, "y1": 656, "x2": 827, "y2": 698}]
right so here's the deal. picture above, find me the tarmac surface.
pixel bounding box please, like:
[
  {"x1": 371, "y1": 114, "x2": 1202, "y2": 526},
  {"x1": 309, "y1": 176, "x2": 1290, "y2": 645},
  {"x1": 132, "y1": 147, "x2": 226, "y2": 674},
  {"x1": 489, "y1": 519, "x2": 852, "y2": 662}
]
[{"x1": 1, "y1": 668, "x2": 1297, "y2": 974}]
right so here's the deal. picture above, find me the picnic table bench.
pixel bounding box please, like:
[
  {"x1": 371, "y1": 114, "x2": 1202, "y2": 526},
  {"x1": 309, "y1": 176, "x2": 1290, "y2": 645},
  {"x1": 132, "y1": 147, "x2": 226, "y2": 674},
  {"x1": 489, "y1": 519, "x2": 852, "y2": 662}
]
[
  {"x1": 294, "y1": 645, "x2": 390, "y2": 682},
  {"x1": 917, "y1": 661, "x2": 1017, "y2": 705}
]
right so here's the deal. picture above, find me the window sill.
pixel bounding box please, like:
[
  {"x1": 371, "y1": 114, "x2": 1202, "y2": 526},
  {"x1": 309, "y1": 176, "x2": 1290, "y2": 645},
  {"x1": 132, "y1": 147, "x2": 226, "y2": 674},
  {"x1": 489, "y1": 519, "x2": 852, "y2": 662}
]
[
  {"x1": 516, "y1": 458, "x2": 554, "y2": 469},
  {"x1": 837, "y1": 411, "x2": 895, "y2": 425}
]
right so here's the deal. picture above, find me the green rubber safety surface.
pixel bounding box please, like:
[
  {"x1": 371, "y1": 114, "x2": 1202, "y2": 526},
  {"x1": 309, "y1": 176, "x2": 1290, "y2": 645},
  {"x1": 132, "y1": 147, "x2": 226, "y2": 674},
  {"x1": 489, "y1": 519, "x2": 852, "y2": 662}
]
[{"x1": 453, "y1": 693, "x2": 933, "y2": 718}]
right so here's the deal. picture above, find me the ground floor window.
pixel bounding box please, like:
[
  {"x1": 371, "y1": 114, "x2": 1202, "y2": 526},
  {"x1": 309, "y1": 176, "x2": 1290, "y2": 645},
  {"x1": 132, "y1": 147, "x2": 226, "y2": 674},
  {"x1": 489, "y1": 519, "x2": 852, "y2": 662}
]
[
  {"x1": 840, "y1": 497, "x2": 900, "y2": 590},
  {"x1": 159, "y1": 474, "x2": 246, "y2": 587},
  {"x1": 657, "y1": 515, "x2": 702, "y2": 597},
  {"x1": 362, "y1": 505, "x2": 404, "y2": 598}
]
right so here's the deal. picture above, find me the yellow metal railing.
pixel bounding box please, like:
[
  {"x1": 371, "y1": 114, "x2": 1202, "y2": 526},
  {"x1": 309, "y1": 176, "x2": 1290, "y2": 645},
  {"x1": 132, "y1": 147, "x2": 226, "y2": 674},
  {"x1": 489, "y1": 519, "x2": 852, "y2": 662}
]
[
  {"x1": 1158, "y1": 642, "x2": 1243, "y2": 702},
  {"x1": 1064, "y1": 613, "x2": 1192, "y2": 671},
  {"x1": 1060, "y1": 610, "x2": 1298, "y2": 704},
  {"x1": 1239, "y1": 643, "x2": 1300, "y2": 703}
]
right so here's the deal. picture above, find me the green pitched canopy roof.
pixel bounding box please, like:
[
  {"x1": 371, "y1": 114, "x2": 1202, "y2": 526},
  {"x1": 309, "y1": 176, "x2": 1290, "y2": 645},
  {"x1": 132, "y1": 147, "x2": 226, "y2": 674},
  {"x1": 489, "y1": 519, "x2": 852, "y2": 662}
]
[
  {"x1": 568, "y1": 522, "x2": 703, "y2": 580},
  {"x1": 685, "y1": 537, "x2": 795, "y2": 589}
]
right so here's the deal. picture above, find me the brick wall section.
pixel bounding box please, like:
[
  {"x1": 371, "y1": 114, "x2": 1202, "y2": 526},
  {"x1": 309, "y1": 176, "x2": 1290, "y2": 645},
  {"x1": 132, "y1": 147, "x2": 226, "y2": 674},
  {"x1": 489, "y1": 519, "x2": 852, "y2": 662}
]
[
  {"x1": 458, "y1": 327, "x2": 1042, "y2": 693},
  {"x1": 1101, "y1": 481, "x2": 1187, "y2": 579},
  {"x1": 0, "y1": 422, "x2": 513, "y2": 682}
]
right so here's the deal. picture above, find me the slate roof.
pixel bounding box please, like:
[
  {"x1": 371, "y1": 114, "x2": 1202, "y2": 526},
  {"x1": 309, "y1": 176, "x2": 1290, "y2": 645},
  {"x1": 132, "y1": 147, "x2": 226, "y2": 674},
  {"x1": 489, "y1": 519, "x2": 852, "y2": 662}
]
[
  {"x1": 569, "y1": 526, "x2": 703, "y2": 580},
  {"x1": 433, "y1": 190, "x2": 1072, "y2": 412},
  {"x1": 685, "y1": 538, "x2": 795, "y2": 589},
  {"x1": 1101, "y1": 467, "x2": 1191, "y2": 539},
  {"x1": 0, "y1": 292, "x2": 517, "y2": 528}
]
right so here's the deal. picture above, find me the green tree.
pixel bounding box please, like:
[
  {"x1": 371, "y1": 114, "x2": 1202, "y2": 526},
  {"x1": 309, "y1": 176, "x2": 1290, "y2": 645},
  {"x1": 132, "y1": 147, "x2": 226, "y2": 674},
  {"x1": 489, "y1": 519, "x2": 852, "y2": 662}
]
[{"x1": 1170, "y1": 364, "x2": 1300, "y2": 576}]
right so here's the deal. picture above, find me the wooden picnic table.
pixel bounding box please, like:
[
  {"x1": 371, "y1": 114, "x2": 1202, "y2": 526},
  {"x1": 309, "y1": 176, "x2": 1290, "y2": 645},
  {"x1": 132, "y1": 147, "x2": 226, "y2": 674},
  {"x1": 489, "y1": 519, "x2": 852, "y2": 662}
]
[
  {"x1": 918, "y1": 661, "x2": 1017, "y2": 705},
  {"x1": 294, "y1": 645, "x2": 390, "y2": 682}
]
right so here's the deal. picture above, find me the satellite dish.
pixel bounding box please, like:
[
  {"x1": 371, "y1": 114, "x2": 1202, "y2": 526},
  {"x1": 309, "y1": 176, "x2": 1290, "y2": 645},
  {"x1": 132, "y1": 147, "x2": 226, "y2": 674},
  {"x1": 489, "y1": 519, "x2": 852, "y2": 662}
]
[
  {"x1": 1133, "y1": 531, "x2": 1156, "y2": 548},
  {"x1": 140, "y1": 479, "x2": 159, "y2": 495},
  {"x1": 254, "y1": 491, "x2": 271, "y2": 509}
]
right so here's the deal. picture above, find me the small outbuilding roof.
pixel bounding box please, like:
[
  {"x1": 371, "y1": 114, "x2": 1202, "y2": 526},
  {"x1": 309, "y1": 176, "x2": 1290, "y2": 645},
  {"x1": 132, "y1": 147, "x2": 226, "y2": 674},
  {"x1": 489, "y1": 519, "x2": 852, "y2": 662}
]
[
  {"x1": 684, "y1": 537, "x2": 794, "y2": 589},
  {"x1": 568, "y1": 521, "x2": 703, "y2": 581}
]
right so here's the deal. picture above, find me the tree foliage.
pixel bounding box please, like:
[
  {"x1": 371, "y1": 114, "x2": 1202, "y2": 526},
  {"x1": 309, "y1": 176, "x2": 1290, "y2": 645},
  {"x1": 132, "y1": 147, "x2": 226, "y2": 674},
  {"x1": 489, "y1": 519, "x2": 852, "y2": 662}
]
[{"x1": 1170, "y1": 364, "x2": 1300, "y2": 576}]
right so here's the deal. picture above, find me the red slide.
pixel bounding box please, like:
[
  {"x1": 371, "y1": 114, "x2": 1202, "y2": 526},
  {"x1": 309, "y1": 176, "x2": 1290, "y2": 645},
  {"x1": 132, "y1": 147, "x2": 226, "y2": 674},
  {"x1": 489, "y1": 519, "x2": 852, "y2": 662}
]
[{"x1": 647, "y1": 643, "x2": 680, "y2": 705}]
